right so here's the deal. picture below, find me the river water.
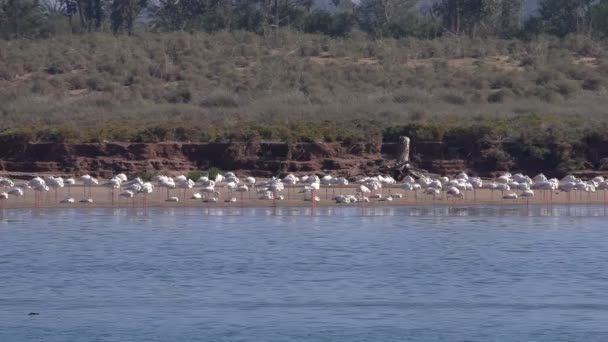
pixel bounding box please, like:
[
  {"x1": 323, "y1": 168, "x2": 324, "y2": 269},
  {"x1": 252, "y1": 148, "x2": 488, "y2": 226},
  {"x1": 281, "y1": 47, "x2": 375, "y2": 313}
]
[{"x1": 1, "y1": 206, "x2": 608, "y2": 341}]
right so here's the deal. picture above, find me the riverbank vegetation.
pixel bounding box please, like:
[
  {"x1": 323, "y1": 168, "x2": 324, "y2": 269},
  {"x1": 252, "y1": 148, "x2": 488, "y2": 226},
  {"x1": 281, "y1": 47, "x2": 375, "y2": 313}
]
[{"x1": 1, "y1": 1, "x2": 608, "y2": 173}]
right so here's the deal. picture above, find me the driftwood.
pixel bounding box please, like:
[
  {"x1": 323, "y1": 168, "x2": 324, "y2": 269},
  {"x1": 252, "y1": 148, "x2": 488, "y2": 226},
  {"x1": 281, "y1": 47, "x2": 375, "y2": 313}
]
[
  {"x1": 382, "y1": 136, "x2": 433, "y2": 180},
  {"x1": 397, "y1": 136, "x2": 410, "y2": 163}
]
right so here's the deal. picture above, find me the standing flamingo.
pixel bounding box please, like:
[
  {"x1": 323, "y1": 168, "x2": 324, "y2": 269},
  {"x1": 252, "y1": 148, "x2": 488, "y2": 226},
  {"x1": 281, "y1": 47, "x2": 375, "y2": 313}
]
[
  {"x1": 102, "y1": 177, "x2": 122, "y2": 206},
  {"x1": 138, "y1": 182, "x2": 154, "y2": 207}
]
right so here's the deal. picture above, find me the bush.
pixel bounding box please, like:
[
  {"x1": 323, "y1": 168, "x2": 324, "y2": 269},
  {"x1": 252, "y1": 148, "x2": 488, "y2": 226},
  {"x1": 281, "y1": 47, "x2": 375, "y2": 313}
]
[
  {"x1": 441, "y1": 93, "x2": 467, "y2": 105},
  {"x1": 582, "y1": 78, "x2": 603, "y2": 91},
  {"x1": 553, "y1": 80, "x2": 579, "y2": 98},
  {"x1": 187, "y1": 170, "x2": 206, "y2": 180},
  {"x1": 207, "y1": 167, "x2": 223, "y2": 179},
  {"x1": 131, "y1": 126, "x2": 171, "y2": 142},
  {"x1": 487, "y1": 89, "x2": 512, "y2": 103},
  {"x1": 86, "y1": 76, "x2": 113, "y2": 92},
  {"x1": 165, "y1": 86, "x2": 192, "y2": 103},
  {"x1": 199, "y1": 91, "x2": 239, "y2": 108},
  {"x1": 136, "y1": 170, "x2": 160, "y2": 182}
]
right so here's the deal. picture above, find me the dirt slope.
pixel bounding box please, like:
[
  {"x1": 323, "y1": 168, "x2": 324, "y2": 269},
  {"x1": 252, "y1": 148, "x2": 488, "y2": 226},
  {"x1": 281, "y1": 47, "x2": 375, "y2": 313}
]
[{"x1": 0, "y1": 140, "x2": 604, "y2": 179}]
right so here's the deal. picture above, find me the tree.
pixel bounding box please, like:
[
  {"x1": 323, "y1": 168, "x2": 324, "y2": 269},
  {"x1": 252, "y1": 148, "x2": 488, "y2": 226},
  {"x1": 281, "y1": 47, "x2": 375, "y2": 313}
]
[
  {"x1": 110, "y1": 0, "x2": 147, "y2": 35},
  {"x1": 0, "y1": 0, "x2": 44, "y2": 38},
  {"x1": 433, "y1": 0, "x2": 503, "y2": 36},
  {"x1": 75, "y1": 0, "x2": 105, "y2": 32},
  {"x1": 356, "y1": 0, "x2": 417, "y2": 37},
  {"x1": 265, "y1": 0, "x2": 313, "y2": 29},
  {"x1": 303, "y1": 9, "x2": 353, "y2": 36},
  {"x1": 592, "y1": 0, "x2": 608, "y2": 37},
  {"x1": 498, "y1": 0, "x2": 522, "y2": 38},
  {"x1": 154, "y1": 0, "x2": 236, "y2": 32},
  {"x1": 535, "y1": 0, "x2": 595, "y2": 37}
]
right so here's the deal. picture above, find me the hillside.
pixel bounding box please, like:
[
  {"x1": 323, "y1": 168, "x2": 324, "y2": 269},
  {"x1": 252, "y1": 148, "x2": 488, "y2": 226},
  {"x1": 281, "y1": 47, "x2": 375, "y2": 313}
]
[{"x1": 1, "y1": 31, "x2": 608, "y2": 175}]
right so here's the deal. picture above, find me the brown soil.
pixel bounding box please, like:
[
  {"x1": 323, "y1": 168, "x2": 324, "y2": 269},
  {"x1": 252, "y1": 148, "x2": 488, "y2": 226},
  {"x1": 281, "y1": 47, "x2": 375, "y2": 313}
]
[
  {"x1": 0, "y1": 141, "x2": 387, "y2": 178},
  {"x1": 0, "y1": 140, "x2": 606, "y2": 180}
]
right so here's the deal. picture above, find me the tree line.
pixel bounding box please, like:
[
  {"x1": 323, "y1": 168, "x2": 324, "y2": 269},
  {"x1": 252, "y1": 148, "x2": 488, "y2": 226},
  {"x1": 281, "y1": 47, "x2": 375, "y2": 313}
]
[{"x1": 1, "y1": 0, "x2": 608, "y2": 40}]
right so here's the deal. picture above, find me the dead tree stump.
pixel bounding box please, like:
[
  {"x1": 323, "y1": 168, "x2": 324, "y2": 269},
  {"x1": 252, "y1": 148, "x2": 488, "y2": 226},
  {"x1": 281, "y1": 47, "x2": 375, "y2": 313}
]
[{"x1": 397, "y1": 136, "x2": 410, "y2": 164}]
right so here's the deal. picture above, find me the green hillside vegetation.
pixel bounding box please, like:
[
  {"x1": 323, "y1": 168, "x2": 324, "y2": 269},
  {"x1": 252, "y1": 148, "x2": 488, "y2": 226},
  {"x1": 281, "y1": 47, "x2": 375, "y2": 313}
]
[{"x1": 2, "y1": 0, "x2": 608, "y2": 173}]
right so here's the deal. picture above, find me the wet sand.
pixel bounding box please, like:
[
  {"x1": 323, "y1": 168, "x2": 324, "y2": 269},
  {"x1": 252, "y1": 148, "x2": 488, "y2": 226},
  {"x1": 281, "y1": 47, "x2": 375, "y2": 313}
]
[{"x1": 0, "y1": 184, "x2": 606, "y2": 209}]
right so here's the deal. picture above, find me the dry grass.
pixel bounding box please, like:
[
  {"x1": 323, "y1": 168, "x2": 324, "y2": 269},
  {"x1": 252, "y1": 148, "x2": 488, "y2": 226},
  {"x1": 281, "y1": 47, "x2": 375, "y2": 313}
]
[{"x1": 0, "y1": 30, "x2": 607, "y2": 146}]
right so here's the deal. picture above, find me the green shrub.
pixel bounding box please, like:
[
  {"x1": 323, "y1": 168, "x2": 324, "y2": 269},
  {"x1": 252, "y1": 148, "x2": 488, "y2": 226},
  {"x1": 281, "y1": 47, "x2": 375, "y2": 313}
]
[
  {"x1": 187, "y1": 170, "x2": 206, "y2": 180},
  {"x1": 136, "y1": 170, "x2": 160, "y2": 182},
  {"x1": 553, "y1": 80, "x2": 579, "y2": 97},
  {"x1": 207, "y1": 167, "x2": 222, "y2": 179}
]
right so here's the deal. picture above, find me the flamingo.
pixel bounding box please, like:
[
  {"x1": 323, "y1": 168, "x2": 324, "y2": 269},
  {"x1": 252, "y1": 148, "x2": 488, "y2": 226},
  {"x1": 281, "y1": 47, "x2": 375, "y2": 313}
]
[
  {"x1": 138, "y1": 182, "x2": 154, "y2": 206},
  {"x1": 400, "y1": 182, "x2": 416, "y2": 200},
  {"x1": 8, "y1": 188, "x2": 24, "y2": 204},
  {"x1": 502, "y1": 193, "x2": 518, "y2": 201},
  {"x1": 80, "y1": 175, "x2": 91, "y2": 198},
  {"x1": 259, "y1": 191, "x2": 274, "y2": 200},
  {"x1": 204, "y1": 191, "x2": 220, "y2": 203},
  {"x1": 446, "y1": 187, "x2": 464, "y2": 200},
  {"x1": 116, "y1": 173, "x2": 128, "y2": 182},
  {"x1": 44, "y1": 177, "x2": 65, "y2": 203},
  {"x1": 520, "y1": 189, "x2": 534, "y2": 205},
  {"x1": 65, "y1": 178, "x2": 75, "y2": 197},
  {"x1": 303, "y1": 192, "x2": 320, "y2": 202},
  {"x1": 201, "y1": 181, "x2": 216, "y2": 201},
  {"x1": 309, "y1": 181, "x2": 320, "y2": 207},
  {"x1": 175, "y1": 178, "x2": 194, "y2": 202},
  {"x1": 355, "y1": 192, "x2": 370, "y2": 203},
  {"x1": 119, "y1": 190, "x2": 134, "y2": 206},
  {"x1": 102, "y1": 177, "x2": 122, "y2": 205},
  {"x1": 157, "y1": 176, "x2": 176, "y2": 201},
  {"x1": 81, "y1": 175, "x2": 98, "y2": 201},
  {"x1": 496, "y1": 183, "x2": 510, "y2": 198},
  {"x1": 423, "y1": 187, "x2": 441, "y2": 200},
  {"x1": 357, "y1": 185, "x2": 371, "y2": 206},
  {"x1": 0, "y1": 177, "x2": 14, "y2": 188},
  {"x1": 30, "y1": 177, "x2": 48, "y2": 206},
  {"x1": 283, "y1": 174, "x2": 298, "y2": 199},
  {"x1": 8, "y1": 188, "x2": 23, "y2": 197},
  {"x1": 335, "y1": 195, "x2": 352, "y2": 204},
  {"x1": 245, "y1": 177, "x2": 256, "y2": 198},
  {"x1": 0, "y1": 191, "x2": 8, "y2": 208},
  {"x1": 559, "y1": 182, "x2": 576, "y2": 202},
  {"x1": 321, "y1": 175, "x2": 333, "y2": 199},
  {"x1": 236, "y1": 184, "x2": 249, "y2": 202},
  {"x1": 225, "y1": 181, "x2": 237, "y2": 200}
]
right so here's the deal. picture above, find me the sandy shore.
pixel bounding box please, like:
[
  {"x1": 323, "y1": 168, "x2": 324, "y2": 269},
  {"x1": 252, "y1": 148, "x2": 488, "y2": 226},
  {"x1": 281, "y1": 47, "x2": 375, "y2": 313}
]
[{"x1": 0, "y1": 184, "x2": 606, "y2": 209}]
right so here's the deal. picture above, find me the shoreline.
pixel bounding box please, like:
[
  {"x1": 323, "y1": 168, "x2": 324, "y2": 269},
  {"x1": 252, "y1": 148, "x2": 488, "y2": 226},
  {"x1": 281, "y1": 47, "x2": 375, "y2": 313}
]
[{"x1": 0, "y1": 185, "x2": 606, "y2": 210}]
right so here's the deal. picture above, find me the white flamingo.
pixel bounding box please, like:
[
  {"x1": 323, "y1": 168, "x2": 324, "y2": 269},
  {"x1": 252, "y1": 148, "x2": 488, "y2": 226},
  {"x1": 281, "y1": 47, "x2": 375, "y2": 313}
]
[
  {"x1": 236, "y1": 184, "x2": 249, "y2": 201},
  {"x1": 446, "y1": 187, "x2": 464, "y2": 200},
  {"x1": 138, "y1": 182, "x2": 154, "y2": 206},
  {"x1": 102, "y1": 177, "x2": 122, "y2": 205}
]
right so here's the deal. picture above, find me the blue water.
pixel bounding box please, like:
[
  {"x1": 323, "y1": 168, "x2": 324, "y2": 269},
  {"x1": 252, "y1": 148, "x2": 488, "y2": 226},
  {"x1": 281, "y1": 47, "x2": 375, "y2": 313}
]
[{"x1": 1, "y1": 206, "x2": 608, "y2": 341}]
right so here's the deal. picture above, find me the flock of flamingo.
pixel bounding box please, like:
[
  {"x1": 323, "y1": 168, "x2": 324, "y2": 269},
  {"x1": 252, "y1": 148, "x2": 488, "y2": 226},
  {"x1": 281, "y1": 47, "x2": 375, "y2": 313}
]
[{"x1": 0, "y1": 171, "x2": 606, "y2": 207}]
